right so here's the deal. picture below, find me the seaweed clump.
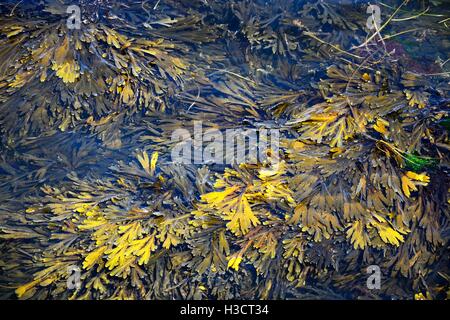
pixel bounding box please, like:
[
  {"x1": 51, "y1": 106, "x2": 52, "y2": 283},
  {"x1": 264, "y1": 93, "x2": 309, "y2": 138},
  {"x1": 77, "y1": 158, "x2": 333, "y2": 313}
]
[{"x1": 0, "y1": 0, "x2": 449, "y2": 300}]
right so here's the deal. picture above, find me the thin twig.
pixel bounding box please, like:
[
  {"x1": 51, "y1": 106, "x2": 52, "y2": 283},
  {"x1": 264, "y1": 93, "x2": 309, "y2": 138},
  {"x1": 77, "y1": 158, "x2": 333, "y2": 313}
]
[
  {"x1": 382, "y1": 28, "x2": 421, "y2": 40},
  {"x1": 9, "y1": 0, "x2": 23, "y2": 16},
  {"x1": 356, "y1": 0, "x2": 410, "y2": 49},
  {"x1": 304, "y1": 32, "x2": 363, "y2": 59},
  {"x1": 187, "y1": 84, "x2": 201, "y2": 112},
  {"x1": 392, "y1": 7, "x2": 430, "y2": 21},
  {"x1": 380, "y1": 2, "x2": 444, "y2": 17}
]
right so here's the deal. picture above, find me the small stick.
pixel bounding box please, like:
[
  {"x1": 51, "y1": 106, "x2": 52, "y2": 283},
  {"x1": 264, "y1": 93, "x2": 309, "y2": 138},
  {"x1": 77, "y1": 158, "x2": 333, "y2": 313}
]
[
  {"x1": 356, "y1": 0, "x2": 410, "y2": 49},
  {"x1": 303, "y1": 32, "x2": 363, "y2": 59},
  {"x1": 9, "y1": 0, "x2": 23, "y2": 16},
  {"x1": 382, "y1": 28, "x2": 421, "y2": 40},
  {"x1": 380, "y1": 2, "x2": 444, "y2": 17},
  {"x1": 392, "y1": 7, "x2": 430, "y2": 21}
]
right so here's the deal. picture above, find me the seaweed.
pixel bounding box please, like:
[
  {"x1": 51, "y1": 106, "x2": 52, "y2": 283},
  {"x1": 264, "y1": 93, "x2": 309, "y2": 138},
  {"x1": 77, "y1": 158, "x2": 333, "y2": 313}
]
[{"x1": 0, "y1": 0, "x2": 448, "y2": 300}]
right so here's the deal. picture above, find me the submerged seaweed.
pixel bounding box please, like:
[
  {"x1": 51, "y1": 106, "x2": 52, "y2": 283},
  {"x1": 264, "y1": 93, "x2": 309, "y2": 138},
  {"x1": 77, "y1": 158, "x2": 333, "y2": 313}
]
[{"x1": 0, "y1": 0, "x2": 449, "y2": 300}]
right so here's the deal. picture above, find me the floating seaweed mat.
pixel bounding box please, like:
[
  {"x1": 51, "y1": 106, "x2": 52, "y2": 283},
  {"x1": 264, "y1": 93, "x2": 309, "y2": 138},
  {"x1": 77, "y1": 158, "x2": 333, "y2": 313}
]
[
  {"x1": 0, "y1": 0, "x2": 449, "y2": 300},
  {"x1": 0, "y1": 2, "x2": 196, "y2": 148}
]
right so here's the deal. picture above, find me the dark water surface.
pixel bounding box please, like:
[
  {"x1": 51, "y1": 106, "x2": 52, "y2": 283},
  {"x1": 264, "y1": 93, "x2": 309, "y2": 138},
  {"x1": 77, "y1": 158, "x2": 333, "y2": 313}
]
[{"x1": 0, "y1": 0, "x2": 449, "y2": 300}]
